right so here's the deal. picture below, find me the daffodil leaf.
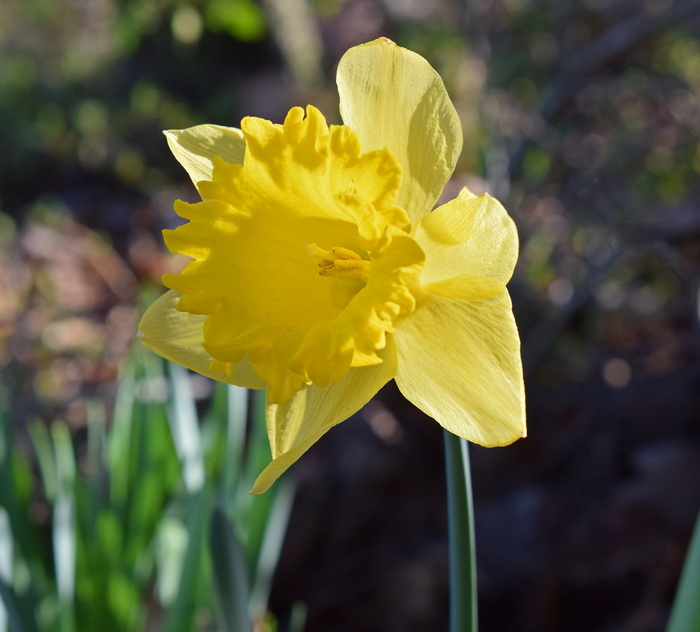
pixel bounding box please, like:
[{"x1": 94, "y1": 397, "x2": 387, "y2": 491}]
[
  {"x1": 667, "y1": 508, "x2": 700, "y2": 632},
  {"x1": 209, "y1": 507, "x2": 252, "y2": 632}
]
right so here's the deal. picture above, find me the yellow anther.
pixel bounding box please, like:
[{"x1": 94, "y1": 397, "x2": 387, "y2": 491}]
[
  {"x1": 307, "y1": 243, "x2": 370, "y2": 281},
  {"x1": 330, "y1": 247, "x2": 362, "y2": 261},
  {"x1": 319, "y1": 259, "x2": 367, "y2": 278}
]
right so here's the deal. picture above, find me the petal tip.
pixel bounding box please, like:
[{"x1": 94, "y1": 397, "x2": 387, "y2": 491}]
[{"x1": 250, "y1": 478, "x2": 270, "y2": 495}]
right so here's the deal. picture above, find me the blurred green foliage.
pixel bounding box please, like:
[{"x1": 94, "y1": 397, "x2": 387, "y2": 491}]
[
  {"x1": 0, "y1": 0, "x2": 273, "y2": 212},
  {"x1": 0, "y1": 345, "x2": 295, "y2": 632}
]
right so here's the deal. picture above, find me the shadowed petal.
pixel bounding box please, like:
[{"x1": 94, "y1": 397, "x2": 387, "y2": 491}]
[
  {"x1": 165, "y1": 124, "x2": 246, "y2": 194},
  {"x1": 337, "y1": 38, "x2": 463, "y2": 222},
  {"x1": 138, "y1": 290, "x2": 266, "y2": 389},
  {"x1": 394, "y1": 292, "x2": 525, "y2": 446},
  {"x1": 251, "y1": 339, "x2": 398, "y2": 493},
  {"x1": 413, "y1": 187, "x2": 519, "y2": 301}
]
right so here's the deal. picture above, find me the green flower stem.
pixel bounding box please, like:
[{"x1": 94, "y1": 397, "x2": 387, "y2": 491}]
[{"x1": 444, "y1": 430, "x2": 478, "y2": 632}]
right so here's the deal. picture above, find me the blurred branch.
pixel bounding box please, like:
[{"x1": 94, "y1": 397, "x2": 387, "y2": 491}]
[
  {"x1": 542, "y1": 0, "x2": 700, "y2": 119},
  {"x1": 508, "y1": 0, "x2": 700, "y2": 183},
  {"x1": 261, "y1": 0, "x2": 324, "y2": 90}
]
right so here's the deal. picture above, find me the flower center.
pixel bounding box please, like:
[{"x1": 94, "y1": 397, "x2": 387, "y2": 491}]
[
  {"x1": 163, "y1": 105, "x2": 422, "y2": 403},
  {"x1": 306, "y1": 243, "x2": 370, "y2": 281}
]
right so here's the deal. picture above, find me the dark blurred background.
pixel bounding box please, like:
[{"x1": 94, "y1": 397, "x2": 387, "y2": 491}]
[{"x1": 2, "y1": 0, "x2": 700, "y2": 631}]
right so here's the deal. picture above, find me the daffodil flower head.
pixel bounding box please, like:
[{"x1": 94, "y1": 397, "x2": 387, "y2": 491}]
[{"x1": 139, "y1": 38, "x2": 526, "y2": 494}]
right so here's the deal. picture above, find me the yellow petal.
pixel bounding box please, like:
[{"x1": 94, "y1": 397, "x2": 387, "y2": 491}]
[
  {"x1": 165, "y1": 124, "x2": 246, "y2": 193},
  {"x1": 413, "y1": 187, "x2": 519, "y2": 301},
  {"x1": 138, "y1": 290, "x2": 266, "y2": 389},
  {"x1": 163, "y1": 106, "x2": 416, "y2": 402},
  {"x1": 394, "y1": 292, "x2": 526, "y2": 446},
  {"x1": 250, "y1": 339, "x2": 398, "y2": 494},
  {"x1": 337, "y1": 37, "x2": 463, "y2": 222}
]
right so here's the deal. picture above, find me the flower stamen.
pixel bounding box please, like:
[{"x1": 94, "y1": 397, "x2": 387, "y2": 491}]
[{"x1": 306, "y1": 243, "x2": 370, "y2": 281}]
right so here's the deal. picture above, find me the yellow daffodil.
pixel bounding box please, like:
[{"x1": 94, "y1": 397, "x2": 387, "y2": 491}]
[{"x1": 139, "y1": 38, "x2": 526, "y2": 493}]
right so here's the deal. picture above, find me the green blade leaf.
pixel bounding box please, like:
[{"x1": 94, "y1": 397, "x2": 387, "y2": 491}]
[
  {"x1": 51, "y1": 425, "x2": 76, "y2": 601},
  {"x1": 0, "y1": 508, "x2": 12, "y2": 632},
  {"x1": 0, "y1": 577, "x2": 38, "y2": 632},
  {"x1": 209, "y1": 507, "x2": 252, "y2": 632},
  {"x1": 667, "y1": 508, "x2": 700, "y2": 632},
  {"x1": 162, "y1": 490, "x2": 211, "y2": 632},
  {"x1": 0, "y1": 412, "x2": 44, "y2": 631},
  {"x1": 289, "y1": 602, "x2": 307, "y2": 632},
  {"x1": 219, "y1": 385, "x2": 249, "y2": 510},
  {"x1": 168, "y1": 364, "x2": 205, "y2": 493},
  {"x1": 249, "y1": 477, "x2": 295, "y2": 619},
  {"x1": 28, "y1": 422, "x2": 57, "y2": 502}
]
